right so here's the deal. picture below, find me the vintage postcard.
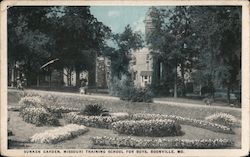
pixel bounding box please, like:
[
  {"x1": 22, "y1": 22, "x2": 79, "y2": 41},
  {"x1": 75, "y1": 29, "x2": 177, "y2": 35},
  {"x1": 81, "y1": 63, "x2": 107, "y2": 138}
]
[{"x1": 1, "y1": 0, "x2": 249, "y2": 156}]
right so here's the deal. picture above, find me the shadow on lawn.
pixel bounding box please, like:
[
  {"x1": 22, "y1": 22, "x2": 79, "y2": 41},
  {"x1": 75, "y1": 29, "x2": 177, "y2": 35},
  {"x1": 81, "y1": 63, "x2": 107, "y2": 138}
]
[{"x1": 8, "y1": 139, "x2": 31, "y2": 149}]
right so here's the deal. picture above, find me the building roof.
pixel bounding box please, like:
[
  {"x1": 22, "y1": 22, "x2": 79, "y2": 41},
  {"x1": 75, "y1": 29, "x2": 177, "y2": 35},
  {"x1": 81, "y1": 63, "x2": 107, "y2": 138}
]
[{"x1": 140, "y1": 71, "x2": 152, "y2": 76}]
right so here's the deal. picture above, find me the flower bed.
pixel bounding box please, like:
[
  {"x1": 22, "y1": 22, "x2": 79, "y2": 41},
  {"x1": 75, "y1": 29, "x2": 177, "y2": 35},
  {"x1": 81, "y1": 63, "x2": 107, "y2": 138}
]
[
  {"x1": 109, "y1": 112, "x2": 129, "y2": 120},
  {"x1": 64, "y1": 112, "x2": 121, "y2": 129},
  {"x1": 111, "y1": 120, "x2": 182, "y2": 137},
  {"x1": 130, "y1": 113, "x2": 234, "y2": 134},
  {"x1": 20, "y1": 107, "x2": 60, "y2": 126},
  {"x1": 205, "y1": 112, "x2": 240, "y2": 127},
  {"x1": 91, "y1": 136, "x2": 234, "y2": 149},
  {"x1": 19, "y1": 96, "x2": 44, "y2": 108},
  {"x1": 30, "y1": 124, "x2": 88, "y2": 144},
  {"x1": 46, "y1": 106, "x2": 80, "y2": 118}
]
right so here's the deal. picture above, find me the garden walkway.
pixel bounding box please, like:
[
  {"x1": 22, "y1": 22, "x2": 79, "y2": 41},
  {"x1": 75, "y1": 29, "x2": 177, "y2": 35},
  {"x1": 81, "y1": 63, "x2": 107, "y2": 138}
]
[{"x1": 10, "y1": 89, "x2": 241, "y2": 111}]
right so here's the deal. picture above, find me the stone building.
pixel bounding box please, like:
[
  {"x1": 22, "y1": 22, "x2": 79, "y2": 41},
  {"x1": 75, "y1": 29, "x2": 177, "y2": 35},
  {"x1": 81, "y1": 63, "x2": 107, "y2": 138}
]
[{"x1": 130, "y1": 47, "x2": 153, "y2": 88}]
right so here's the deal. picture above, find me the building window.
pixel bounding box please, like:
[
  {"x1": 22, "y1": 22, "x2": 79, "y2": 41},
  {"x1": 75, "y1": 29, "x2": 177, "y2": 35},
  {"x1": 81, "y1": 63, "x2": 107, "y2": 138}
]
[
  {"x1": 146, "y1": 54, "x2": 149, "y2": 60},
  {"x1": 144, "y1": 76, "x2": 148, "y2": 79}
]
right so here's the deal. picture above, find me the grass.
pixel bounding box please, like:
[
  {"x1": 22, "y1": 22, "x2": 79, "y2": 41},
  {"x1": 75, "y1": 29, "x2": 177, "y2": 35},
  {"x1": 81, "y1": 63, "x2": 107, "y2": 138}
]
[{"x1": 7, "y1": 89, "x2": 241, "y2": 149}]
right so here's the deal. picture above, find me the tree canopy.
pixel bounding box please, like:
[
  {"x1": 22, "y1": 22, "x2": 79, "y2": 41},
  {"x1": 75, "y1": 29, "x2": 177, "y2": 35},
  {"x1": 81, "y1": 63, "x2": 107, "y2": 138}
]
[
  {"x1": 147, "y1": 6, "x2": 241, "y2": 102},
  {"x1": 8, "y1": 6, "x2": 111, "y2": 86}
]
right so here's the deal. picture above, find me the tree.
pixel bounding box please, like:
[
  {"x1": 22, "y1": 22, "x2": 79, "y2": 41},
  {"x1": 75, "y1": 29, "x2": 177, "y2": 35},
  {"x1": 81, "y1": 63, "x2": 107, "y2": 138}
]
[
  {"x1": 109, "y1": 25, "x2": 143, "y2": 79},
  {"x1": 8, "y1": 6, "x2": 111, "y2": 87},
  {"x1": 147, "y1": 6, "x2": 241, "y2": 102},
  {"x1": 8, "y1": 7, "x2": 52, "y2": 86},
  {"x1": 47, "y1": 6, "x2": 111, "y2": 87},
  {"x1": 147, "y1": 7, "x2": 196, "y2": 98},
  {"x1": 189, "y1": 6, "x2": 241, "y2": 103}
]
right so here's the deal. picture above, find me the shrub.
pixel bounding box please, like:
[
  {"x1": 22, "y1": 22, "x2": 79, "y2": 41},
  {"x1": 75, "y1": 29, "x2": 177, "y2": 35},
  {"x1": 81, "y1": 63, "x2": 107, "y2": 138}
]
[
  {"x1": 30, "y1": 124, "x2": 88, "y2": 144},
  {"x1": 80, "y1": 104, "x2": 109, "y2": 116},
  {"x1": 91, "y1": 136, "x2": 234, "y2": 149},
  {"x1": 130, "y1": 87, "x2": 153, "y2": 103},
  {"x1": 109, "y1": 75, "x2": 134, "y2": 97},
  {"x1": 64, "y1": 112, "x2": 120, "y2": 128},
  {"x1": 20, "y1": 107, "x2": 60, "y2": 126},
  {"x1": 130, "y1": 113, "x2": 234, "y2": 134},
  {"x1": 111, "y1": 119, "x2": 182, "y2": 137},
  {"x1": 205, "y1": 113, "x2": 240, "y2": 127}
]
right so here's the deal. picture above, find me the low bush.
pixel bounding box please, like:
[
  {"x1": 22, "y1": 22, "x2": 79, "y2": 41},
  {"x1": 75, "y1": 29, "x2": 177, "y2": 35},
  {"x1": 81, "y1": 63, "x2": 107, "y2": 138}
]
[
  {"x1": 130, "y1": 88, "x2": 153, "y2": 103},
  {"x1": 205, "y1": 112, "x2": 240, "y2": 127},
  {"x1": 111, "y1": 119, "x2": 182, "y2": 137},
  {"x1": 130, "y1": 113, "x2": 234, "y2": 134},
  {"x1": 20, "y1": 107, "x2": 60, "y2": 126},
  {"x1": 91, "y1": 136, "x2": 234, "y2": 149},
  {"x1": 109, "y1": 75, "x2": 153, "y2": 102},
  {"x1": 64, "y1": 112, "x2": 120, "y2": 129},
  {"x1": 80, "y1": 104, "x2": 109, "y2": 116},
  {"x1": 30, "y1": 124, "x2": 88, "y2": 144}
]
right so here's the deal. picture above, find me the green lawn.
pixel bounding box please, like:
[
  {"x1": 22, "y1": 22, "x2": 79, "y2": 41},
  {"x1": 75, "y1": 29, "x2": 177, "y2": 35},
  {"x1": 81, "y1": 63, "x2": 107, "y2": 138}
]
[{"x1": 7, "y1": 89, "x2": 241, "y2": 149}]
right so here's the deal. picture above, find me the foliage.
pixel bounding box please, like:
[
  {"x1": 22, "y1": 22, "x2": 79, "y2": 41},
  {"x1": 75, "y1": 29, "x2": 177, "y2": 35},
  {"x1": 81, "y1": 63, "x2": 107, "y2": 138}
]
[
  {"x1": 80, "y1": 104, "x2": 109, "y2": 116},
  {"x1": 131, "y1": 113, "x2": 234, "y2": 134},
  {"x1": 111, "y1": 119, "x2": 182, "y2": 137},
  {"x1": 107, "y1": 25, "x2": 143, "y2": 78},
  {"x1": 205, "y1": 112, "x2": 240, "y2": 127},
  {"x1": 30, "y1": 124, "x2": 89, "y2": 144},
  {"x1": 91, "y1": 136, "x2": 234, "y2": 149},
  {"x1": 130, "y1": 88, "x2": 153, "y2": 103},
  {"x1": 109, "y1": 75, "x2": 153, "y2": 102},
  {"x1": 8, "y1": 6, "x2": 111, "y2": 86},
  {"x1": 147, "y1": 6, "x2": 241, "y2": 100},
  {"x1": 109, "y1": 74, "x2": 135, "y2": 98}
]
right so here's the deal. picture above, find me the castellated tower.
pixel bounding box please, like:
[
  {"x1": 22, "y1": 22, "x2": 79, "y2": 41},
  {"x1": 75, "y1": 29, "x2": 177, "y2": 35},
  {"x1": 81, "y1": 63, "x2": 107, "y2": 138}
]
[{"x1": 144, "y1": 7, "x2": 157, "y2": 38}]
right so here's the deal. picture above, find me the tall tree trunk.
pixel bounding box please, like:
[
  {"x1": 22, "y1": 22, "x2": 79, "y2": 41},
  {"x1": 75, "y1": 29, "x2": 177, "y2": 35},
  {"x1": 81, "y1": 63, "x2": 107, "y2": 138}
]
[
  {"x1": 11, "y1": 61, "x2": 15, "y2": 87},
  {"x1": 174, "y1": 62, "x2": 178, "y2": 98},
  {"x1": 227, "y1": 84, "x2": 231, "y2": 105},
  {"x1": 49, "y1": 72, "x2": 51, "y2": 87},
  {"x1": 36, "y1": 74, "x2": 40, "y2": 87},
  {"x1": 75, "y1": 69, "x2": 80, "y2": 87},
  {"x1": 181, "y1": 62, "x2": 186, "y2": 97}
]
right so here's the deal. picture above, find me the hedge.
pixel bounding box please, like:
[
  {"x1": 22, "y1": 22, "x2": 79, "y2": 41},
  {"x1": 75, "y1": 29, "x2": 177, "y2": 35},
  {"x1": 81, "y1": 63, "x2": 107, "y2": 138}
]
[{"x1": 111, "y1": 119, "x2": 182, "y2": 137}]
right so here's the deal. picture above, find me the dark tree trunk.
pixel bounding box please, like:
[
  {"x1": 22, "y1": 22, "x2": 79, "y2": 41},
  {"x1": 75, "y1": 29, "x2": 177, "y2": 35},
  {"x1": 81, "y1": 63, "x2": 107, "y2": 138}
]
[
  {"x1": 75, "y1": 70, "x2": 80, "y2": 87},
  {"x1": 227, "y1": 84, "x2": 231, "y2": 105}
]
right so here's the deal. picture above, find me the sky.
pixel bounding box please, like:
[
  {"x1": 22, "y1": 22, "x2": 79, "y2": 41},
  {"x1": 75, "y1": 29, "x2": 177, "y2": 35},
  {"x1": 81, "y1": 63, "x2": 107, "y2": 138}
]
[{"x1": 90, "y1": 6, "x2": 149, "y2": 35}]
